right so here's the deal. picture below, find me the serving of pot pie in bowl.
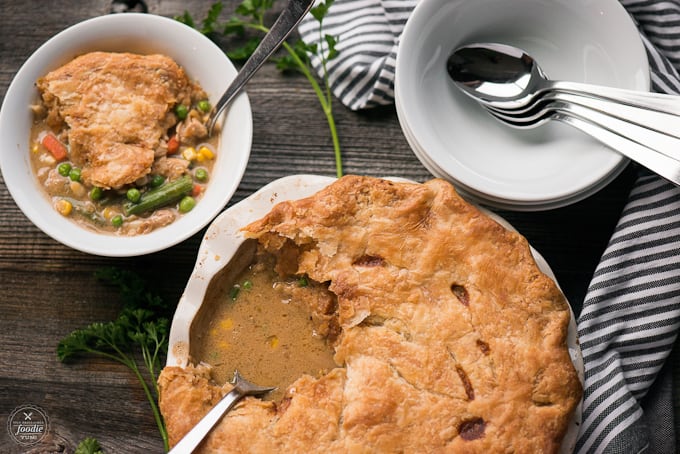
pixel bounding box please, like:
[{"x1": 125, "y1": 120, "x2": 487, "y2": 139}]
[
  {"x1": 161, "y1": 174, "x2": 583, "y2": 453},
  {"x1": 0, "y1": 13, "x2": 252, "y2": 256}
]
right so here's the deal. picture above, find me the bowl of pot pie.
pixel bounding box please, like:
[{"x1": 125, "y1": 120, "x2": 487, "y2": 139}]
[
  {"x1": 0, "y1": 13, "x2": 252, "y2": 256},
  {"x1": 161, "y1": 174, "x2": 584, "y2": 453}
]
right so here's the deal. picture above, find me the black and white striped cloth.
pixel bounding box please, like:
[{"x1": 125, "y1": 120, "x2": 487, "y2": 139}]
[{"x1": 299, "y1": 1, "x2": 680, "y2": 453}]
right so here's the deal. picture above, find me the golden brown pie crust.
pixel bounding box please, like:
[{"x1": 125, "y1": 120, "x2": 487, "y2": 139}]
[{"x1": 159, "y1": 175, "x2": 582, "y2": 453}]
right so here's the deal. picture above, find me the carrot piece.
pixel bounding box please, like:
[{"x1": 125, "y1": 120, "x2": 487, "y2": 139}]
[
  {"x1": 41, "y1": 133, "x2": 68, "y2": 161},
  {"x1": 167, "y1": 135, "x2": 180, "y2": 154},
  {"x1": 192, "y1": 184, "x2": 203, "y2": 197}
]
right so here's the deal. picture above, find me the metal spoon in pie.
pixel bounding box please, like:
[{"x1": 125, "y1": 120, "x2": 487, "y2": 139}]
[{"x1": 168, "y1": 370, "x2": 275, "y2": 453}]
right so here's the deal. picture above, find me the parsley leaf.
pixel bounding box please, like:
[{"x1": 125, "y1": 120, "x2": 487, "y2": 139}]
[
  {"x1": 57, "y1": 267, "x2": 171, "y2": 452},
  {"x1": 75, "y1": 437, "x2": 104, "y2": 454}
]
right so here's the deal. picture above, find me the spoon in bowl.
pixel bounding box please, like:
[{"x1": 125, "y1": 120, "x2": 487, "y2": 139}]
[
  {"x1": 446, "y1": 42, "x2": 680, "y2": 114},
  {"x1": 206, "y1": 0, "x2": 315, "y2": 135},
  {"x1": 446, "y1": 42, "x2": 680, "y2": 184}
]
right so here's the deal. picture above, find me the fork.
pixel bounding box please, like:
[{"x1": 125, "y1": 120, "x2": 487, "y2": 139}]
[{"x1": 485, "y1": 102, "x2": 680, "y2": 185}]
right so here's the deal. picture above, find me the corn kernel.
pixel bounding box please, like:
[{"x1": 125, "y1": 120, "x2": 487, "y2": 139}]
[
  {"x1": 102, "y1": 207, "x2": 116, "y2": 220},
  {"x1": 218, "y1": 340, "x2": 231, "y2": 350},
  {"x1": 182, "y1": 147, "x2": 197, "y2": 161},
  {"x1": 198, "y1": 146, "x2": 215, "y2": 160},
  {"x1": 267, "y1": 335, "x2": 279, "y2": 349},
  {"x1": 32, "y1": 143, "x2": 40, "y2": 153},
  {"x1": 69, "y1": 181, "x2": 86, "y2": 198},
  {"x1": 56, "y1": 199, "x2": 73, "y2": 216},
  {"x1": 220, "y1": 318, "x2": 234, "y2": 330}
]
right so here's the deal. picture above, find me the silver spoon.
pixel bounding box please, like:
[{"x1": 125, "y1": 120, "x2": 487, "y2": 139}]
[
  {"x1": 168, "y1": 370, "x2": 275, "y2": 453},
  {"x1": 206, "y1": 0, "x2": 315, "y2": 135},
  {"x1": 446, "y1": 42, "x2": 680, "y2": 114}
]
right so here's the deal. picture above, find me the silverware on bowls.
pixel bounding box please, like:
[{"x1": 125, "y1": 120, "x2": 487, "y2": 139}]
[{"x1": 447, "y1": 42, "x2": 680, "y2": 185}]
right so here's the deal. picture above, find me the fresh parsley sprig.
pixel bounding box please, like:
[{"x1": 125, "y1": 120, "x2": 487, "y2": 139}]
[
  {"x1": 57, "y1": 268, "x2": 171, "y2": 452},
  {"x1": 75, "y1": 437, "x2": 104, "y2": 454},
  {"x1": 176, "y1": 0, "x2": 343, "y2": 177}
]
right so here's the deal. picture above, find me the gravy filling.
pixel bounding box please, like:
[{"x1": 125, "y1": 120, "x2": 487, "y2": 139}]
[{"x1": 191, "y1": 246, "x2": 338, "y2": 401}]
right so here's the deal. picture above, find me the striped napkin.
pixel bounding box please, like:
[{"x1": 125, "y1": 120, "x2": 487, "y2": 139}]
[{"x1": 299, "y1": 1, "x2": 680, "y2": 453}]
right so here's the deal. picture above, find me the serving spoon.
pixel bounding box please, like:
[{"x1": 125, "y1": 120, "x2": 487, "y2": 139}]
[
  {"x1": 206, "y1": 0, "x2": 315, "y2": 135},
  {"x1": 168, "y1": 370, "x2": 275, "y2": 453},
  {"x1": 446, "y1": 42, "x2": 680, "y2": 114}
]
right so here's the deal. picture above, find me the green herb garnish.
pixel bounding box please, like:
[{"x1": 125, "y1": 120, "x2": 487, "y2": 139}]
[
  {"x1": 230, "y1": 284, "x2": 241, "y2": 300},
  {"x1": 75, "y1": 437, "x2": 104, "y2": 454},
  {"x1": 176, "y1": 0, "x2": 342, "y2": 177},
  {"x1": 57, "y1": 268, "x2": 171, "y2": 451}
]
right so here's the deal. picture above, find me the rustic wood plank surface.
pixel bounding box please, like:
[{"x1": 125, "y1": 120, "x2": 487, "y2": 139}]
[{"x1": 0, "y1": 0, "x2": 672, "y2": 452}]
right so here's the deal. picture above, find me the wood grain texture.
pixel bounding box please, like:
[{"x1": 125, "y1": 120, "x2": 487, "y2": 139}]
[{"x1": 0, "y1": 0, "x2": 672, "y2": 453}]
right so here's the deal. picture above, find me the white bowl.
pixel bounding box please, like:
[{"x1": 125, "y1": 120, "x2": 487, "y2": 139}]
[
  {"x1": 167, "y1": 174, "x2": 583, "y2": 452},
  {"x1": 395, "y1": 0, "x2": 649, "y2": 210},
  {"x1": 0, "y1": 13, "x2": 252, "y2": 256}
]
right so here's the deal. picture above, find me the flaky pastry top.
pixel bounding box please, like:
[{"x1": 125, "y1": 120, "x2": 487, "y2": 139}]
[{"x1": 159, "y1": 175, "x2": 582, "y2": 453}]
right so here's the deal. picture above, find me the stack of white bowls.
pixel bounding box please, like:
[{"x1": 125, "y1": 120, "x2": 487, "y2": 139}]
[{"x1": 395, "y1": 0, "x2": 649, "y2": 211}]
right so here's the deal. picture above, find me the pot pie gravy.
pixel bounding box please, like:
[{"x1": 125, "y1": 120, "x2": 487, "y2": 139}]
[{"x1": 191, "y1": 246, "x2": 338, "y2": 401}]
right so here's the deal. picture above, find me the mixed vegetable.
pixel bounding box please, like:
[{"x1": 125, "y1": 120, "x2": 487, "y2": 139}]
[{"x1": 31, "y1": 98, "x2": 218, "y2": 235}]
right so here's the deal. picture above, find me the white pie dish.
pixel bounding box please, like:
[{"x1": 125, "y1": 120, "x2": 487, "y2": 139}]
[
  {"x1": 166, "y1": 174, "x2": 583, "y2": 452},
  {"x1": 395, "y1": 0, "x2": 649, "y2": 210},
  {"x1": 0, "y1": 13, "x2": 252, "y2": 256}
]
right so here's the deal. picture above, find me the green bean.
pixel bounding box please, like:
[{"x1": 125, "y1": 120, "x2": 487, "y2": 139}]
[{"x1": 123, "y1": 175, "x2": 193, "y2": 216}]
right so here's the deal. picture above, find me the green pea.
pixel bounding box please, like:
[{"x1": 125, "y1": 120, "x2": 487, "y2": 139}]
[
  {"x1": 178, "y1": 196, "x2": 196, "y2": 213},
  {"x1": 111, "y1": 215, "x2": 123, "y2": 227},
  {"x1": 175, "y1": 104, "x2": 188, "y2": 120},
  {"x1": 89, "y1": 187, "x2": 103, "y2": 201},
  {"x1": 57, "y1": 162, "x2": 72, "y2": 177},
  {"x1": 150, "y1": 174, "x2": 165, "y2": 188},
  {"x1": 197, "y1": 99, "x2": 211, "y2": 113},
  {"x1": 126, "y1": 188, "x2": 141, "y2": 203},
  {"x1": 297, "y1": 276, "x2": 309, "y2": 287},
  {"x1": 68, "y1": 167, "x2": 81, "y2": 182},
  {"x1": 194, "y1": 168, "x2": 208, "y2": 182},
  {"x1": 242, "y1": 280, "x2": 253, "y2": 290}
]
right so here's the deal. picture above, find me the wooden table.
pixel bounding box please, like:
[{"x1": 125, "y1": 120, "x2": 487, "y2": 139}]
[{"x1": 0, "y1": 0, "x2": 653, "y2": 452}]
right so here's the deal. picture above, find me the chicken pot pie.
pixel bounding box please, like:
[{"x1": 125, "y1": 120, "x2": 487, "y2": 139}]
[
  {"x1": 32, "y1": 51, "x2": 217, "y2": 234},
  {"x1": 159, "y1": 175, "x2": 582, "y2": 453}
]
